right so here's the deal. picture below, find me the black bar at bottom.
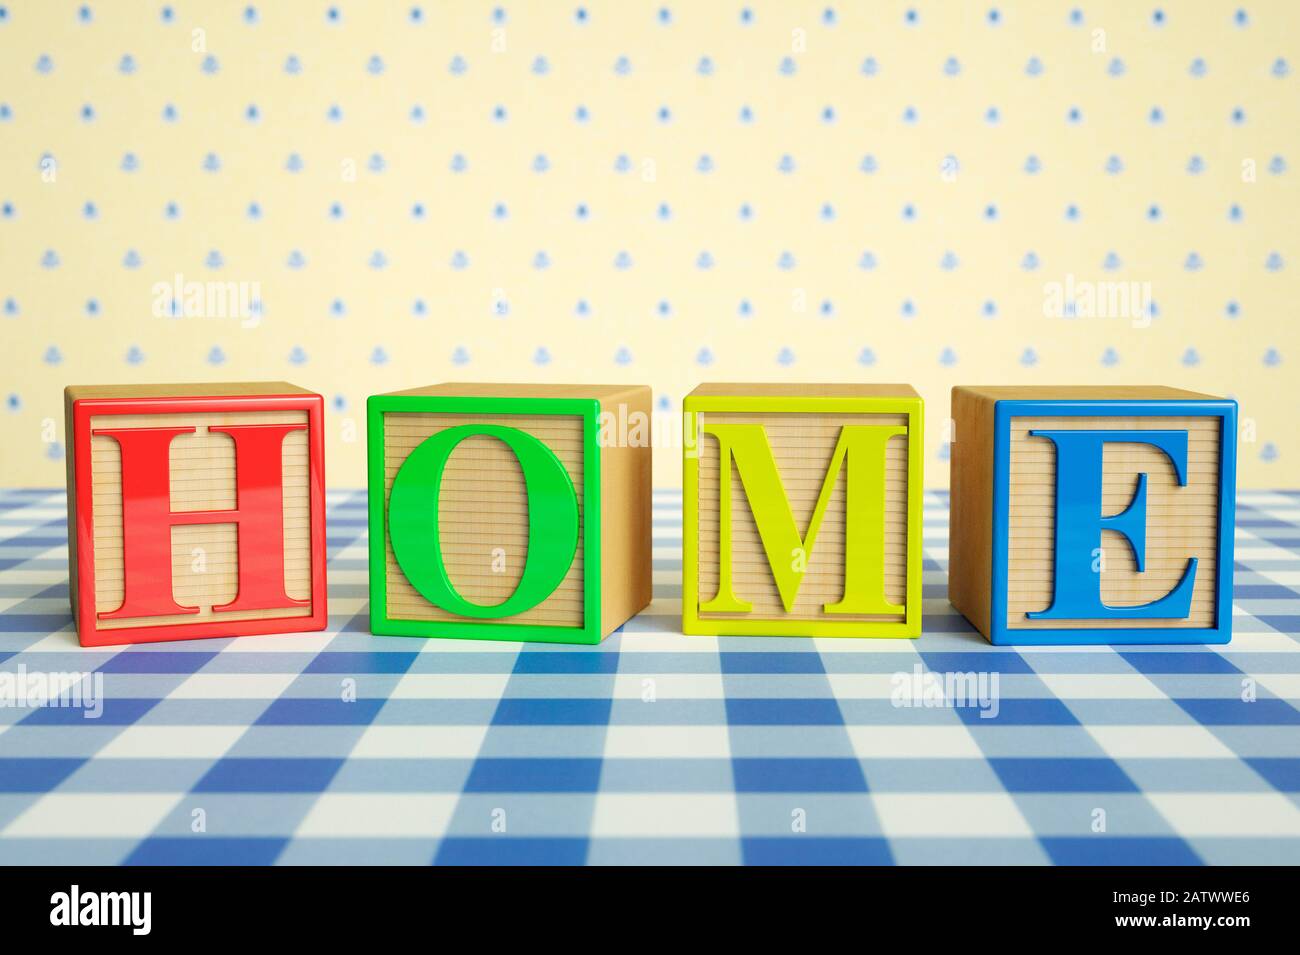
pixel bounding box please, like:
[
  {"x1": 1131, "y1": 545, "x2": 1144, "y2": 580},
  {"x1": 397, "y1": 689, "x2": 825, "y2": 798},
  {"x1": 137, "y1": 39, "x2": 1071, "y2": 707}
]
[{"x1": 0, "y1": 865, "x2": 1287, "y2": 940}]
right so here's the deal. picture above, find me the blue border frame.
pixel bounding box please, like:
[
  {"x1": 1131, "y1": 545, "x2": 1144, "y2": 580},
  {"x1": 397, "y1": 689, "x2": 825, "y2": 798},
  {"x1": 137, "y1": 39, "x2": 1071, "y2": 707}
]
[{"x1": 990, "y1": 398, "x2": 1237, "y2": 646}]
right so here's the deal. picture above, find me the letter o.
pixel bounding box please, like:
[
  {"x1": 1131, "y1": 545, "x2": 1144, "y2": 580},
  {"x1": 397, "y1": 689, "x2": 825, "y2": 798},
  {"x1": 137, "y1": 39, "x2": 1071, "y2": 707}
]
[{"x1": 388, "y1": 424, "x2": 579, "y2": 618}]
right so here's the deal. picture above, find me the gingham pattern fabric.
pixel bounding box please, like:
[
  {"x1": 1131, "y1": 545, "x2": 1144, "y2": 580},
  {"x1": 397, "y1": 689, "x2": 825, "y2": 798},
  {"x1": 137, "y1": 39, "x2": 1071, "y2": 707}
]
[{"x1": 0, "y1": 488, "x2": 1297, "y2": 865}]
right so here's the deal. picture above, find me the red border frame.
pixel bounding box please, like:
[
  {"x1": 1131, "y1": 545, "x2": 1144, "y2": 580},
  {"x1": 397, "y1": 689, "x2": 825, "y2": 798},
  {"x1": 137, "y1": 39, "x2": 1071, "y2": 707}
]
[{"x1": 72, "y1": 392, "x2": 329, "y2": 647}]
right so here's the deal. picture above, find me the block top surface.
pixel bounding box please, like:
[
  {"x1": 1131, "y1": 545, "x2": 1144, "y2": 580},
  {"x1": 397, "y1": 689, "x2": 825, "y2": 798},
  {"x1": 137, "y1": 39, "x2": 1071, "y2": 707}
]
[
  {"x1": 953, "y1": 385, "x2": 1223, "y2": 403},
  {"x1": 375, "y1": 382, "x2": 648, "y2": 402},
  {"x1": 687, "y1": 382, "x2": 920, "y2": 399},
  {"x1": 66, "y1": 381, "x2": 315, "y2": 402}
]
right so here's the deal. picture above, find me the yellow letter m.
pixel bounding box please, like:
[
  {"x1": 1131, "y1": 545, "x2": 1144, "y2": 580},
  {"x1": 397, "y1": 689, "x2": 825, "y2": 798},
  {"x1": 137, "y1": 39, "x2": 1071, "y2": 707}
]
[{"x1": 701, "y1": 422, "x2": 904, "y2": 616}]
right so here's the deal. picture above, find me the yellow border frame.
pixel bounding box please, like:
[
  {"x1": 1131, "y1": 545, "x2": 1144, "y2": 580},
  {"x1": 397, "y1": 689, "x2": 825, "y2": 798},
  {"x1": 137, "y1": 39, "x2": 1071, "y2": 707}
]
[{"x1": 682, "y1": 394, "x2": 924, "y2": 638}]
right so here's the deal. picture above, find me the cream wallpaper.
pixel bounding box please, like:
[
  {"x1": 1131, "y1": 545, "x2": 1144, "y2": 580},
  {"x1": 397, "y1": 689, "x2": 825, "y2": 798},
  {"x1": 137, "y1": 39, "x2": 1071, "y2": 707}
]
[{"x1": 0, "y1": 1, "x2": 1296, "y2": 488}]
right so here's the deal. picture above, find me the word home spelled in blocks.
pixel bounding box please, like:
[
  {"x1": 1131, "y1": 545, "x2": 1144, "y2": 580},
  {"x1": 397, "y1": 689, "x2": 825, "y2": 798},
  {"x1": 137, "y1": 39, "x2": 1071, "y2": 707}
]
[
  {"x1": 683, "y1": 383, "x2": 924, "y2": 638},
  {"x1": 949, "y1": 386, "x2": 1237, "y2": 646},
  {"x1": 65, "y1": 382, "x2": 328, "y2": 647},
  {"x1": 368, "y1": 383, "x2": 652, "y2": 645}
]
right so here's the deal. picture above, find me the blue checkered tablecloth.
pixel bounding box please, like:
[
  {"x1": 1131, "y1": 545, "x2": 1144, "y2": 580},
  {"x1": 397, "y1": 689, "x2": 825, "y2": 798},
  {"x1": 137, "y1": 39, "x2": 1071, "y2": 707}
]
[{"x1": 0, "y1": 487, "x2": 1297, "y2": 866}]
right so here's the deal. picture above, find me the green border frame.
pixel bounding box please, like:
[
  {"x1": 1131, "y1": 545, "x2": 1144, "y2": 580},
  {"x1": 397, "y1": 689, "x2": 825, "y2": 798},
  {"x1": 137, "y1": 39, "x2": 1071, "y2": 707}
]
[
  {"x1": 367, "y1": 394, "x2": 602, "y2": 645},
  {"x1": 682, "y1": 394, "x2": 924, "y2": 638}
]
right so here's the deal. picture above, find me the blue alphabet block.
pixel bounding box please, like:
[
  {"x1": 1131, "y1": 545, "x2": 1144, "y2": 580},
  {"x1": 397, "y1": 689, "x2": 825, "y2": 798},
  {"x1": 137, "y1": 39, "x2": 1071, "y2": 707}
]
[{"x1": 949, "y1": 387, "x2": 1236, "y2": 645}]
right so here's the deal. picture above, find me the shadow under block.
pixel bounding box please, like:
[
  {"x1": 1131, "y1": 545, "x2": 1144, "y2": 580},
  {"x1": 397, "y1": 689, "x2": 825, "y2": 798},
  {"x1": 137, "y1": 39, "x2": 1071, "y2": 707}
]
[
  {"x1": 949, "y1": 386, "x2": 1237, "y2": 646},
  {"x1": 683, "y1": 383, "x2": 924, "y2": 638},
  {"x1": 64, "y1": 382, "x2": 329, "y2": 647},
  {"x1": 367, "y1": 383, "x2": 653, "y2": 645}
]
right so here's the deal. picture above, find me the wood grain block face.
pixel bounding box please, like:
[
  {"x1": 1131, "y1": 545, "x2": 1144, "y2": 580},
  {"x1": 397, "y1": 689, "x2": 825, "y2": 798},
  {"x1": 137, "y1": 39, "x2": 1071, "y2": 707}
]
[
  {"x1": 948, "y1": 387, "x2": 1237, "y2": 646},
  {"x1": 368, "y1": 384, "x2": 652, "y2": 645},
  {"x1": 1007, "y1": 416, "x2": 1220, "y2": 630},
  {"x1": 683, "y1": 384, "x2": 924, "y2": 638},
  {"x1": 697, "y1": 413, "x2": 909, "y2": 621},
  {"x1": 382, "y1": 413, "x2": 585, "y2": 627},
  {"x1": 65, "y1": 383, "x2": 328, "y2": 647}
]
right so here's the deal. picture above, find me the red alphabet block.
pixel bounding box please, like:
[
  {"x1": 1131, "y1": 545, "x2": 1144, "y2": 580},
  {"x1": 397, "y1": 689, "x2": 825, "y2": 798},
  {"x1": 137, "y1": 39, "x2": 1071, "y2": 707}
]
[{"x1": 64, "y1": 383, "x2": 329, "y2": 647}]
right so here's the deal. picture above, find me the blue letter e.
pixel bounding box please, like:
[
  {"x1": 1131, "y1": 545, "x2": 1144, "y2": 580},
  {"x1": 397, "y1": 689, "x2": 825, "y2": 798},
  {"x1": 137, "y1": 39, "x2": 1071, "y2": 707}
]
[{"x1": 1028, "y1": 429, "x2": 1197, "y2": 621}]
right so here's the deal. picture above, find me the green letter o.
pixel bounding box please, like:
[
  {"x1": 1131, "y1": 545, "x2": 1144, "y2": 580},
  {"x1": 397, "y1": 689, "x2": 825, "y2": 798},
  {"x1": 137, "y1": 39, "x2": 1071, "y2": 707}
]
[{"x1": 388, "y1": 424, "x2": 579, "y2": 618}]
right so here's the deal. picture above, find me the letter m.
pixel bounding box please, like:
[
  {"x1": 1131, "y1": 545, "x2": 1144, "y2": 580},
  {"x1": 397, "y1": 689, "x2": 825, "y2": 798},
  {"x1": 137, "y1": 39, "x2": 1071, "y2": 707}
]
[{"x1": 701, "y1": 422, "x2": 904, "y2": 615}]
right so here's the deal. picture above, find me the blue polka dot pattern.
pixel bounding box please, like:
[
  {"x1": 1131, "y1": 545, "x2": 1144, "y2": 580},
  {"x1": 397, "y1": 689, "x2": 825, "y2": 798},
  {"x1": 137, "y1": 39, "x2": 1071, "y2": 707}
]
[{"x1": 0, "y1": 2, "x2": 1292, "y2": 487}]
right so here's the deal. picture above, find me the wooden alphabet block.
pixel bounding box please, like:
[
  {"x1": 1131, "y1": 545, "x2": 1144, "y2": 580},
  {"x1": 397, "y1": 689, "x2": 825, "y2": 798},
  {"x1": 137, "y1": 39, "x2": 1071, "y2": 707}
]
[
  {"x1": 683, "y1": 383, "x2": 924, "y2": 638},
  {"x1": 64, "y1": 382, "x2": 328, "y2": 647},
  {"x1": 949, "y1": 386, "x2": 1237, "y2": 645},
  {"x1": 367, "y1": 383, "x2": 652, "y2": 644}
]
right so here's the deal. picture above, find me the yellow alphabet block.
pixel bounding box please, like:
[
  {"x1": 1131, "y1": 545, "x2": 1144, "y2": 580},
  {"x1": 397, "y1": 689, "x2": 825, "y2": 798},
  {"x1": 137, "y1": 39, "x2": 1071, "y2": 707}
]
[{"x1": 683, "y1": 384, "x2": 924, "y2": 638}]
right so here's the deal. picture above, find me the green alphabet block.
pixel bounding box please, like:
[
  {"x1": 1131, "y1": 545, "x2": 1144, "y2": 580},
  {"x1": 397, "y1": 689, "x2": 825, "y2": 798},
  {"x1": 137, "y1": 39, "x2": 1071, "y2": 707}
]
[{"x1": 368, "y1": 383, "x2": 652, "y2": 644}]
